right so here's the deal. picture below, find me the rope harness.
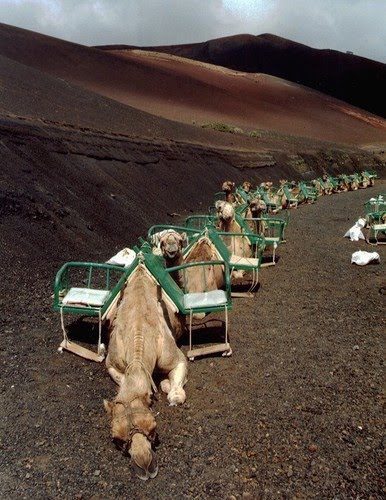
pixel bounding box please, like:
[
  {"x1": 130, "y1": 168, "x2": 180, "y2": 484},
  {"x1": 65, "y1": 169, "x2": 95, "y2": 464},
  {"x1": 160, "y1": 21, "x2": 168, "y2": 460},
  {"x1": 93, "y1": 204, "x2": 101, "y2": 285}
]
[{"x1": 112, "y1": 398, "x2": 157, "y2": 453}]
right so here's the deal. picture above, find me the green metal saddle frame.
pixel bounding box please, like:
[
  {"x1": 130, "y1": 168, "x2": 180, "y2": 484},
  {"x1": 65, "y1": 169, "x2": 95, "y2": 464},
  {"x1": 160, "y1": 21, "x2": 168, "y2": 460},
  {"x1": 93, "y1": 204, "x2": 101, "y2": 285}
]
[
  {"x1": 281, "y1": 184, "x2": 299, "y2": 208},
  {"x1": 366, "y1": 211, "x2": 386, "y2": 245},
  {"x1": 139, "y1": 245, "x2": 233, "y2": 360},
  {"x1": 297, "y1": 181, "x2": 318, "y2": 203},
  {"x1": 187, "y1": 226, "x2": 266, "y2": 297},
  {"x1": 53, "y1": 261, "x2": 132, "y2": 361},
  {"x1": 256, "y1": 186, "x2": 282, "y2": 213},
  {"x1": 315, "y1": 177, "x2": 332, "y2": 193},
  {"x1": 364, "y1": 194, "x2": 386, "y2": 245},
  {"x1": 235, "y1": 186, "x2": 250, "y2": 203},
  {"x1": 147, "y1": 222, "x2": 265, "y2": 297},
  {"x1": 234, "y1": 213, "x2": 285, "y2": 266}
]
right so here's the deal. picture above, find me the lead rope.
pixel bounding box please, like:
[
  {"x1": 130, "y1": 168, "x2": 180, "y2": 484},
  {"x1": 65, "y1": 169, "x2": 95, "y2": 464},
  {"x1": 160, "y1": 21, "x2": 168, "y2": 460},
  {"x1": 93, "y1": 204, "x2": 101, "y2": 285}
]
[
  {"x1": 224, "y1": 304, "x2": 228, "y2": 345},
  {"x1": 60, "y1": 306, "x2": 69, "y2": 346},
  {"x1": 97, "y1": 308, "x2": 102, "y2": 356},
  {"x1": 189, "y1": 309, "x2": 193, "y2": 352}
]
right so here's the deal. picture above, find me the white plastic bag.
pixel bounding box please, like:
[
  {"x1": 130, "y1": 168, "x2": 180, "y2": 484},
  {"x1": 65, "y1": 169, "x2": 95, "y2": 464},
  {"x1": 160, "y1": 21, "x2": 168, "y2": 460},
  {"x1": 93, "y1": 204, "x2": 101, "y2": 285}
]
[
  {"x1": 351, "y1": 250, "x2": 380, "y2": 266},
  {"x1": 344, "y1": 218, "x2": 366, "y2": 241},
  {"x1": 106, "y1": 247, "x2": 136, "y2": 268}
]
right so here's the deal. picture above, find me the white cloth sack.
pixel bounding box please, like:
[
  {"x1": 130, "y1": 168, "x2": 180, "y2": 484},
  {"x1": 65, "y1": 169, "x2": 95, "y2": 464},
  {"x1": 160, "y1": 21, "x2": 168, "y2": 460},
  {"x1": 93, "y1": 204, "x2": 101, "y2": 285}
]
[
  {"x1": 344, "y1": 218, "x2": 366, "y2": 241},
  {"x1": 351, "y1": 250, "x2": 380, "y2": 266},
  {"x1": 106, "y1": 248, "x2": 136, "y2": 268}
]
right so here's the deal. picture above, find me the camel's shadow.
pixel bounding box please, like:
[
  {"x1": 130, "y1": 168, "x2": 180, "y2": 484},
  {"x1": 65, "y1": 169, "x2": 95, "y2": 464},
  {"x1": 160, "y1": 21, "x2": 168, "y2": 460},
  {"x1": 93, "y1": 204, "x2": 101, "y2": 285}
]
[{"x1": 64, "y1": 315, "x2": 110, "y2": 347}]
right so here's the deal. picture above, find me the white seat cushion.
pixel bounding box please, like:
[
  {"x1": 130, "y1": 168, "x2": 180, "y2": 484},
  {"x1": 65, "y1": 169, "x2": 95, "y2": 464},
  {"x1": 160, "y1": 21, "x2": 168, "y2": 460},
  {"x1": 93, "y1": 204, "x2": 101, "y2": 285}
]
[
  {"x1": 62, "y1": 287, "x2": 110, "y2": 307},
  {"x1": 183, "y1": 290, "x2": 227, "y2": 309},
  {"x1": 229, "y1": 255, "x2": 260, "y2": 267}
]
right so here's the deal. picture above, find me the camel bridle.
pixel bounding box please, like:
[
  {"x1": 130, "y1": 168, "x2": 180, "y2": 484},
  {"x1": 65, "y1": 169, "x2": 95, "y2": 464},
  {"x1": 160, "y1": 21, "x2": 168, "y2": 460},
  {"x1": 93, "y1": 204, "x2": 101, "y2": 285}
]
[{"x1": 112, "y1": 400, "x2": 157, "y2": 453}]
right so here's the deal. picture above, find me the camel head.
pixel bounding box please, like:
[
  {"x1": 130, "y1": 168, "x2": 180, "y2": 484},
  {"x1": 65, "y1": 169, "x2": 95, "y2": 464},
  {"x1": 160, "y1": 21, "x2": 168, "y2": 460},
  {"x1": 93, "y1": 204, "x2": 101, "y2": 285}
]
[
  {"x1": 248, "y1": 198, "x2": 266, "y2": 218},
  {"x1": 159, "y1": 231, "x2": 186, "y2": 263},
  {"x1": 260, "y1": 181, "x2": 273, "y2": 192},
  {"x1": 222, "y1": 180, "x2": 235, "y2": 203},
  {"x1": 104, "y1": 397, "x2": 158, "y2": 481},
  {"x1": 215, "y1": 200, "x2": 235, "y2": 224},
  {"x1": 242, "y1": 181, "x2": 252, "y2": 194},
  {"x1": 222, "y1": 180, "x2": 235, "y2": 192}
]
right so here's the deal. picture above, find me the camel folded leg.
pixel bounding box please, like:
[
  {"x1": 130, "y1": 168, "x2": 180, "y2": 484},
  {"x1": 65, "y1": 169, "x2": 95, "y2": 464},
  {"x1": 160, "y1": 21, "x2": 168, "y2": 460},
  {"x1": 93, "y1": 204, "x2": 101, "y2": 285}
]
[
  {"x1": 107, "y1": 366, "x2": 124, "y2": 386},
  {"x1": 160, "y1": 350, "x2": 188, "y2": 406}
]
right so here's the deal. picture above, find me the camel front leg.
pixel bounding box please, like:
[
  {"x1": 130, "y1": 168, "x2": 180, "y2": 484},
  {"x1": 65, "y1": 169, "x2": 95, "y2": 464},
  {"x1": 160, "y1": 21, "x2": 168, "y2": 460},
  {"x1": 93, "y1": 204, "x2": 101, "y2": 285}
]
[
  {"x1": 107, "y1": 366, "x2": 124, "y2": 386},
  {"x1": 160, "y1": 350, "x2": 188, "y2": 406}
]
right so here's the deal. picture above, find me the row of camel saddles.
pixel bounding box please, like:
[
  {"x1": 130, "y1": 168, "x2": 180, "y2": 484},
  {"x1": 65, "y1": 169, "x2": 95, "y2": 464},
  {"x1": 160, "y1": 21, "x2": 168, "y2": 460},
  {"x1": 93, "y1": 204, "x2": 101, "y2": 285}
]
[
  {"x1": 220, "y1": 169, "x2": 378, "y2": 214},
  {"x1": 57, "y1": 169, "x2": 379, "y2": 481}
]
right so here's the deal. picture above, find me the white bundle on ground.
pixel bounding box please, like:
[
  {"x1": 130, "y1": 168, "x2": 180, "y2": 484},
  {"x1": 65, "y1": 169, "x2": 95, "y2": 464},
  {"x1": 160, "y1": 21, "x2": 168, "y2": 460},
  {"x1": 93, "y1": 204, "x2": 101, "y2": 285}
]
[
  {"x1": 351, "y1": 251, "x2": 380, "y2": 266},
  {"x1": 106, "y1": 247, "x2": 136, "y2": 267},
  {"x1": 344, "y1": 218, "x2": 366, "y2": 241}
]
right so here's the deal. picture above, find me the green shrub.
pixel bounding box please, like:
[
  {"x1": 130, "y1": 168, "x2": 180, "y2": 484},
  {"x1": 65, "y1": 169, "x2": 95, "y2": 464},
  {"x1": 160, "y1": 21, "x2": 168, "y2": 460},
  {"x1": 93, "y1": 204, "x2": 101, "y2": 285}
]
[{"x1": 202, "y1": 122, "x2": 236, "y2": 134}]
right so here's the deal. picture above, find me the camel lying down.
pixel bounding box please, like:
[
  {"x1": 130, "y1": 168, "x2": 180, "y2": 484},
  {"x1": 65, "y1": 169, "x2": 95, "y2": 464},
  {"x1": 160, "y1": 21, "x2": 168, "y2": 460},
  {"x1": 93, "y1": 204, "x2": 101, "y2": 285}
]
[{"x1": 104, "y1": 263, "x2": 187, "y2": 480}]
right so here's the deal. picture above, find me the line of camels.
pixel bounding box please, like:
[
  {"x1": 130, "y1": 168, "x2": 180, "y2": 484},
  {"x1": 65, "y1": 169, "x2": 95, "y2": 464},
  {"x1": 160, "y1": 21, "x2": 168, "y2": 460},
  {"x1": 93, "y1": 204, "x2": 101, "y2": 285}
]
[{"x1": 58, "y1": 169, "x2": 378, "y2": 480}]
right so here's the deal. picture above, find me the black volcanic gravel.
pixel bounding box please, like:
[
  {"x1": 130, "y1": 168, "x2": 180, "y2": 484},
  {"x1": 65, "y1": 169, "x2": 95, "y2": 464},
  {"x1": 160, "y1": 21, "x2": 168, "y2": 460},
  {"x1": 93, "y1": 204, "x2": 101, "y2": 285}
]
[{"x1": 1, "y1": 148, "x2": 385, "y2": 498}]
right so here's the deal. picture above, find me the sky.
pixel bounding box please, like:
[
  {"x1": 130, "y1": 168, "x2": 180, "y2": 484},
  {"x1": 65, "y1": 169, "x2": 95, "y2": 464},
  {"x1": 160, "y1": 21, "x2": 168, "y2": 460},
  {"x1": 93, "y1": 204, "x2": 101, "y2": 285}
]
[{"x1": 0, "y1": 0, "x2": 385, "y2": 63}]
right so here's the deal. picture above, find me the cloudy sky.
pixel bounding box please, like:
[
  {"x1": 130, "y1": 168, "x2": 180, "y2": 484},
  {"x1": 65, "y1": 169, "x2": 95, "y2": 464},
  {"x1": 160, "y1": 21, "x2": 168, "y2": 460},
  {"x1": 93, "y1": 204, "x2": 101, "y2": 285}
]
[{"x1": 1, "y1": 0, "x2": 385, "y2": 63}]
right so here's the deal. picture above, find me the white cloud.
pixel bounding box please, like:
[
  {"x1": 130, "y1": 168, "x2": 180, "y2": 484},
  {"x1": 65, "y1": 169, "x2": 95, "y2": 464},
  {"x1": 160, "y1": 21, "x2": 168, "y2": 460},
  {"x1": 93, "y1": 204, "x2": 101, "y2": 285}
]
[{"x1": 0, "y1": 0, "x2": 385, "y2": 62}]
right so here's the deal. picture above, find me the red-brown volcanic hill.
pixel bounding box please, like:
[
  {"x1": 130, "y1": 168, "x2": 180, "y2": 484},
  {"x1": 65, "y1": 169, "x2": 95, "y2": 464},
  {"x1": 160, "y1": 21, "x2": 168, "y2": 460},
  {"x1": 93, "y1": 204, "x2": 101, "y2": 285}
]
[
  {"x1": 1, "y1": 23, "x2": 385, "y2": 147},
  {"x1": 1, "y1": 23, "x2": 385, "y2": 499},
  {"x1": 105, "y1": 33, "x2": 386, "y2": 119}
]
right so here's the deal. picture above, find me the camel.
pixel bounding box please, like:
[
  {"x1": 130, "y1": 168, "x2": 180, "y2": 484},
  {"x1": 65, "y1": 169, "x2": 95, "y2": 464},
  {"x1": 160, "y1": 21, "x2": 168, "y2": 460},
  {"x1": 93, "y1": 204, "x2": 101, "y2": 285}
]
[
  {"x1": 222, "y1": 180, "x2": 236, "y2": 204},
  {"x1": 234, "y1": 181, "x2": 253, "y2": 204},
  {"x1": 288, "y1": 180, "x2": 305, "y2": 203},
  {"x1": 275, "y1": 185, "x2": 289, "y2": 210},
  {"x1": 324, "y1": 174, "x2": 341, "y2": 193},
  {"x1": 235, "y1": 197, "x2": 268, "y2": 233},
  {"x1": 339, "y1": 174, "x2": 360, "y2": 191},
  {"x1": 215, "y1": 201, "x2": 240, "y2": 232},
  {"x1": 241, "y1": 181, "x2": 253, "y2": 195},
  {"x1": 150, "y1": 229, "x2": 187, "y2": 257},
  {"x1": 311, "y1": 179, "x2": 324, "y2": 197},
  {"x1": 104, "y1": 262, "x2": 188, "y2": 481},
  {"x1": 215, "y1": 200, "x2": 252, "y2": 279},
  {"x1": 260, "y1": 181, "x2": 284, "y2": 211},
  {"x1": 246, "y1": 197, "x2": 268, "y2": 235},
  {"x1": 247, "y1": 197, "x2": 267, "y2": 218},
  {"x1": 359, "y1": 171, "x2": 372, "y2": 188},
  {"x1": 158, "y1": 229, "x2": 231, "y2": 357},
  {"x1": 337, "y1": 174, "x2": 349, "y2": 192},
  {"x1": 321, "y1": 175, "x2": 334, "y2": 195},
  {"x1": 159, "y1": 229, "x2": 224, "y2": 291},
  {"x1": 350, "y1": 175, "x2": 360, "y2": 190},
  {"x1": 182, "y1": 235, "x2": 225, "y2": 291}
]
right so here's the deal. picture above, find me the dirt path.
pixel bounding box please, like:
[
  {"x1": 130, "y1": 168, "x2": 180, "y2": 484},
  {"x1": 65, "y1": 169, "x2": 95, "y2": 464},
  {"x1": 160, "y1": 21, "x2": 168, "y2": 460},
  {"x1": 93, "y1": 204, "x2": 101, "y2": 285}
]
[{"x1": 1, "y1": 181, "x2": 385, "y2": 499}]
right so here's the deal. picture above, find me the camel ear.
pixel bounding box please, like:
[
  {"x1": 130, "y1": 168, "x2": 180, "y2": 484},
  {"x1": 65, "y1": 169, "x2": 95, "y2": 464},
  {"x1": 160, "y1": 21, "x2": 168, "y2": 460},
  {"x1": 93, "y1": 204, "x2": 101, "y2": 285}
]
[
  {"x1": 180, "y1": 232, "x2": 188, "y2": 247},
  {"x1": 103, "y1": 399, "x2": 113, "y2": 415}
]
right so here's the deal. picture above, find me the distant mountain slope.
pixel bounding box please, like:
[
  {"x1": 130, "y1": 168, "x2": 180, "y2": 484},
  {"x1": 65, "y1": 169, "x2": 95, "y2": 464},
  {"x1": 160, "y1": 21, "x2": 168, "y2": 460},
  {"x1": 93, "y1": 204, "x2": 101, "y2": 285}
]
[
  {"x1": 1, "y1": 23, "x2": 385, "y2": 147},
  {"x1": 100, "y1": 33, "x2": 386, "y2": 119}
]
